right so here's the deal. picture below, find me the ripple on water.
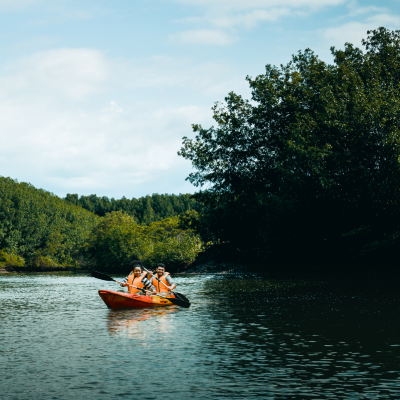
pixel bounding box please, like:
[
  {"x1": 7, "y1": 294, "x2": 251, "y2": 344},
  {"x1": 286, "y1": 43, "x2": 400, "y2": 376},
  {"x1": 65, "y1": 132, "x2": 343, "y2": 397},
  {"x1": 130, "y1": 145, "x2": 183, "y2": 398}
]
[{"x1": 1, "y1": 273, "x2": 400, "y2": 399}]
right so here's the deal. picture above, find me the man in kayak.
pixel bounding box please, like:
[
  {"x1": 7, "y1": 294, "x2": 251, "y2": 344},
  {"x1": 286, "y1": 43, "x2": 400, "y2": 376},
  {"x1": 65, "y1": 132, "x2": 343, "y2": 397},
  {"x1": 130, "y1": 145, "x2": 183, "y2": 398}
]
[
  {"x1": 149, "y1": 263, "x2": 176, "y2": 294},
  {"x1": 121, "y1": 260, "x2": 156, "y2": 295}
]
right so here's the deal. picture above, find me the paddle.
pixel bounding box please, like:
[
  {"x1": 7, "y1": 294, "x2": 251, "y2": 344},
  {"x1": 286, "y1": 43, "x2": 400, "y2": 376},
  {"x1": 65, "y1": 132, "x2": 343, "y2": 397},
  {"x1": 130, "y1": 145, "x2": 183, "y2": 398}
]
[
  {"x1": 142, "y1": 266, "x2": 190, "y2": 303},
  {"x1": 91, "y1": 271, "x2": 190, "y2": 308}
]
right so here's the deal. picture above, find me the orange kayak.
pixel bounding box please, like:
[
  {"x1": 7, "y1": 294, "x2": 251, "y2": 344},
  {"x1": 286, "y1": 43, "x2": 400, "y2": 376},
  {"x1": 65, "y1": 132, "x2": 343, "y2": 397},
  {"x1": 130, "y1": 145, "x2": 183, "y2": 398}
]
[{"x1": 98, "y1": 290, "x2": 176, "y2": 309}]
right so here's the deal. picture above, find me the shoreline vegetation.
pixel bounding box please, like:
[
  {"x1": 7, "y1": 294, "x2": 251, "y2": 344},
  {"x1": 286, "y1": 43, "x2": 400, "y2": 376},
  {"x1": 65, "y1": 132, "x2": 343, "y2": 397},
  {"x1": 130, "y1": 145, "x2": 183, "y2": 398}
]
[
  {"x1": 0, "y1": 265, "x2": 79, "y2": 274},
  {"x1": 0, "y1": 177, "x2": 204, "y2": 275},
  {"x1": 2, "y1": 28, "x2": 400, "y2": 278},
  {"x1": 0, "y1": 264, "x2": 229, "y2": 275}
]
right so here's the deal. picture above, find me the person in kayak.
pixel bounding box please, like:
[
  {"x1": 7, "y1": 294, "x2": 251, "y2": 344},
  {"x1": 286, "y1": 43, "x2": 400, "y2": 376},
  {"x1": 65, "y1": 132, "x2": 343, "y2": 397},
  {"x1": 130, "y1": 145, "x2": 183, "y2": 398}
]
[
  {"x1": 121, "y1": 260, "x2": 156, "y2": 295},
  {"x1": 149, "y1": 263, "x2": 176, "y2": 294}
]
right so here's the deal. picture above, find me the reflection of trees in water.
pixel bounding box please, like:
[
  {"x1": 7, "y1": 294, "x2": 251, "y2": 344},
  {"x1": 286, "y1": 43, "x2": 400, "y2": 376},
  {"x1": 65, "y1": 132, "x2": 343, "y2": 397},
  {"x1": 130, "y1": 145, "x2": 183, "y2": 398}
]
[
  {"x1": 203, "y1": 277, "x2": 327, "y2": 295},
  {"x1": 107, "y1": 307, "x2": 179, "y2": 338},
  {"x1": 198, "y1": 277, "x2": 400, "y2": 396}
]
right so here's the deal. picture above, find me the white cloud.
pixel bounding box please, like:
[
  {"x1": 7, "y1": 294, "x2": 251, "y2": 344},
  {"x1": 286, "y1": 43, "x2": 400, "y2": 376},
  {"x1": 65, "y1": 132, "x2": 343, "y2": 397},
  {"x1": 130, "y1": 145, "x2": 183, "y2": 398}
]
[
  {"x1": 108, "y1": 101, "x2": 123, "y2": 114},
  {"x1": 346, "y1": 5, "x2": 388, "y2": 17},
  {"x1": 173, "y1": 0, "x2": 347, "y2": 37},
  {"x1": 323, "y1": 13, "x2": 400, "y2": 49},
  {"x1": 169, "y1": 29, "x2": 235, "y2": 45},
  {"x1": 0, "y1": 0, "x2": 36, "y2": 5},
  {"x1": 0, "y1": 0, "x2": 94, "y2": 21},
  {"x1": 0, "y1": 48, "x2": 249, "y2": 197},
  {"x1": 201, "y1": 8, "x2": 291, "y2": 28},
  {"x1": 0, "y1": 0, "x2": 45, "y2": 11},
  {"x1": 175, "y1": 0, "x2": 346, "y2": 10},
  {"x1": 2, "y1": 48, "x2": 108, "y2": 99}
]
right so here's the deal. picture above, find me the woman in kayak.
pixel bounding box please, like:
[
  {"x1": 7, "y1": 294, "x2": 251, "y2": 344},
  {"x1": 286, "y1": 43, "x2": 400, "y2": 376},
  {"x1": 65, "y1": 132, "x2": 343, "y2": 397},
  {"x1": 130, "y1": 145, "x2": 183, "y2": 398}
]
[
  {"x1": 149, "y1": 263, "x2": 176, "y2": 294},
  {"x1": 121, "y1": 260, "x2": 156, "y2": 295}
]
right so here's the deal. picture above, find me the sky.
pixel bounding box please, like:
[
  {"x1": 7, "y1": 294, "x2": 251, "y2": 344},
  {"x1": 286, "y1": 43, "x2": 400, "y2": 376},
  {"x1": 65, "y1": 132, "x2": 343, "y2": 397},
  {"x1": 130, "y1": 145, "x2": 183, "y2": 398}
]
[{"x1": 1, "y1": 0, "x2": 400, "y2": 199}]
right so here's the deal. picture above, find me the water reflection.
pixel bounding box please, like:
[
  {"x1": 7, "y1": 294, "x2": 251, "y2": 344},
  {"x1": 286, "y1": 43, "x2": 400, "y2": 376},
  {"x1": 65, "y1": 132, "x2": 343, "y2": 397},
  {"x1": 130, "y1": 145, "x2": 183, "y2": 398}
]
[
  {"x1": 1, "y1": 273, "x2": 400, "y2": 399},
  {"x1": 199, "y1": 277, "x2": 400, "y2": 398},
  {"x1": 107, "y1": 307, "x2": 180, "y2": 337}
]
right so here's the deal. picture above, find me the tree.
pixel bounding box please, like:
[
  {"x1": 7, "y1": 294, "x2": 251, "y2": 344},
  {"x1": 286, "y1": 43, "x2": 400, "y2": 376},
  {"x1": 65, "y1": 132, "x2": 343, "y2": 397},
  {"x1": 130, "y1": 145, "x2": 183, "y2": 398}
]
[
  {"x1": 0, "y1": 177, "x2": 99, "y2": 266},
  {"x1": 64, "y1": 192, "x2": 203, "y2": 224},
  {"x1": 84, "y1": 212, "x2": 202, "y2": 273},
  {"x1": 178, "y1": 28, "x2": 400, "y2": 268}
]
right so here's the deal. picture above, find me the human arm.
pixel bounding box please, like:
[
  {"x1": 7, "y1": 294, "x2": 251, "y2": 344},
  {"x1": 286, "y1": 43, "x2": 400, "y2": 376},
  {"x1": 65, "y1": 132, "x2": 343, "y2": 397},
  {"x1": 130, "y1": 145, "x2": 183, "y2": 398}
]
[
  {"x1": 120, "y1": 275, "x2": 130, "y2": 287},
  {"x1": 165, "y1": 275, "x2": 176, "y2": 291},
  {"x1": 141, "y1": 276, "x2": 156, "y2": 294}
]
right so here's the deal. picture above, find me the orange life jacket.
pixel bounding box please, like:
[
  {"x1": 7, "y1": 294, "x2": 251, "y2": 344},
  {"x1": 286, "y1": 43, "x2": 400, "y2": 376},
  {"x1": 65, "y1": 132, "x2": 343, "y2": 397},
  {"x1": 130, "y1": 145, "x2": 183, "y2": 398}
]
[
  {"x1": 152, "y1": 272, "x2": 171, "y2": 293},
  {"x1": 127, "y1": 272, "x2": 146, "y2": 294}
]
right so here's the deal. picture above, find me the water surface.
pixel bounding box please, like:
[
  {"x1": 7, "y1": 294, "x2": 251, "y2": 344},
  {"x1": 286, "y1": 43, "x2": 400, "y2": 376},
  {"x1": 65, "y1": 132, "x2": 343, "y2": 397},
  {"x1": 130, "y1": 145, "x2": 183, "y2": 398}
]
[{"x1": 1, "y1": 273, "x2": 400, "y2": 399}]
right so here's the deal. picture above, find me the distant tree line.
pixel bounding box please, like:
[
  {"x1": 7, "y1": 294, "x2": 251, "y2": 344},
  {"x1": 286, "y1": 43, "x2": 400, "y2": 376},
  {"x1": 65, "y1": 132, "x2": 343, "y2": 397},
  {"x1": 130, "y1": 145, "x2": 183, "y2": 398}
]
[
  {"x1": 179, "y1": 27, "x2": 400, "y2": 273},
  {"x1": 0, "y1": 177, "x2": 203, "y2": 272},
  {"x1": 64, "y1": 193, "x2": 203, "y2": 224}
]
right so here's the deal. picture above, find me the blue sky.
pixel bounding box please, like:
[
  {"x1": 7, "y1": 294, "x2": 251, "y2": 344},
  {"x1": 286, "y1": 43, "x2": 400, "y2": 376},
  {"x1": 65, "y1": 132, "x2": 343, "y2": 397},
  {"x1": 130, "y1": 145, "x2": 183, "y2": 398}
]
[{"x1": 1, "y1": 0, "x2": 399, "y2": 198}]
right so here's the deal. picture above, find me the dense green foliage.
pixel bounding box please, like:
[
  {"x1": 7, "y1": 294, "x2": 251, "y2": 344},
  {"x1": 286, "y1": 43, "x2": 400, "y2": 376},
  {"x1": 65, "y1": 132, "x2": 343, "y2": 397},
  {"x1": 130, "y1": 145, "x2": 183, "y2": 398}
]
[
  {"x1": 0, "y1": 249, "x2": 25, "y2": 268},
  {"x1": 179, "y1": 28, "x2": 400, "y2": 269},
  {"x1": 84, "y1": 211, "x2": 202, "y2": 273},
  {"x1": 64, "y1": 193, "x2": 202, "y2": 224},
  {"x1": 0, "y1": 178, "x2": 203, "y2": 271},
  {"x1": 0, "y1": 177, "x2": 99, "y2": 267}
]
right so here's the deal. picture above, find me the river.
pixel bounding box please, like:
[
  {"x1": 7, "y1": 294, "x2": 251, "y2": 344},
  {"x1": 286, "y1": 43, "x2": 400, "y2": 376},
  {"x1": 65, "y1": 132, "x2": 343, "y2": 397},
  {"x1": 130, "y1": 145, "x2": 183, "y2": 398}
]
[{"x1": 1, "y1": 273, "x2": 400, "y2": 399}]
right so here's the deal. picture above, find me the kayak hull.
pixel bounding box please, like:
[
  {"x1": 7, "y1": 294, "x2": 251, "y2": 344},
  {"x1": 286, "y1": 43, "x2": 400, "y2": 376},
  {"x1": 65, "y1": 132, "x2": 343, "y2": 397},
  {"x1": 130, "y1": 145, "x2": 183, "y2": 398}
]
[{"x1": 98, "y1": 290, "x2": 176, "y2": 309}]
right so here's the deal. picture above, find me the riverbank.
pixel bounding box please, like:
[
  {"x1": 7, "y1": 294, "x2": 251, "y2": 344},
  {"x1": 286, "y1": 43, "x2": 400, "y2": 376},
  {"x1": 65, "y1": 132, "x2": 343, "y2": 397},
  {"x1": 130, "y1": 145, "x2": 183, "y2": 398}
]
[
  {"x1": 0, "y1": 266, "x2": 86, "y2": 274},
  {"x1": 176, "y1": 262, "x2": 232, "y2": 275}
]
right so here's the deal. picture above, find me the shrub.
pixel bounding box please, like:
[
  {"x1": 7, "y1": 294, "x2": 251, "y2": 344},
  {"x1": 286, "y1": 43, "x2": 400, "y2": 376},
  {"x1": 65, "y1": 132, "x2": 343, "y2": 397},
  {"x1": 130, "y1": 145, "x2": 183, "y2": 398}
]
[
  {"x1": 31, "y1": 255, "x2": 58, "y2": 268},
  {"x1": 0, "y1": 249, "x2": 25, "y2": 268},
  {"x1": 85, "y1": 212, "x2": 202, "y2": 272}
]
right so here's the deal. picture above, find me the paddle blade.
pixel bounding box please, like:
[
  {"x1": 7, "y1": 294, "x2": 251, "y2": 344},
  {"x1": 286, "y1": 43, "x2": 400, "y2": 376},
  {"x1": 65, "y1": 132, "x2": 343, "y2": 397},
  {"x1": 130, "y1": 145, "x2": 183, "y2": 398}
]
[
  {"x1": 168, "y1": 296, "x2": 191, "y2": 308},
  {"x1": 91, "y1": 271, "x2": 116, "y2": 282},
  {"x1": 174, "y1": 292, "x2": 190, "y2": 303}
]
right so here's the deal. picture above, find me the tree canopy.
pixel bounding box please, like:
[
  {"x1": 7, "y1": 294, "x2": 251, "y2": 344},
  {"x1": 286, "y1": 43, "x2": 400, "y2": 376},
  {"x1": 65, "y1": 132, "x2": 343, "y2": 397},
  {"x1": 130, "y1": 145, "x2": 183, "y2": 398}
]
[
  {"x1": 0, "y1": 177, "x2": 99, "y2": 267},
  {"x1": 179, "y1": 28, "x2": 400, "y2": 269},
  {"x1": 64, "y1": 192, "x2": 203, "y2": 224},
  {"x1": 84, "y1": 211, "x2": 202, "y2": 273}
]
